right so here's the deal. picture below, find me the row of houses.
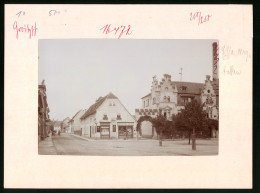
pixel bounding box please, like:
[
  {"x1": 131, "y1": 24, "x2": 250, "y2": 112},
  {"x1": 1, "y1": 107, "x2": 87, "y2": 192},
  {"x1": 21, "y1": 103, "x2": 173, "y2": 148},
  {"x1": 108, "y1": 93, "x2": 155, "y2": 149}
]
[{"x1": 62, "y1": 72, "x2": 218, "y2": 140}]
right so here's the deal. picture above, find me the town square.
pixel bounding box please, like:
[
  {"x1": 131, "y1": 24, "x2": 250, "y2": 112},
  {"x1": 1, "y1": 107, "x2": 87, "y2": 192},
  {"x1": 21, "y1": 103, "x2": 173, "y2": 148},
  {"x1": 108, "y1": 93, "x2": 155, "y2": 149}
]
[{"x1": 38, "y1": 39, "x2": 219, "y2": 156}]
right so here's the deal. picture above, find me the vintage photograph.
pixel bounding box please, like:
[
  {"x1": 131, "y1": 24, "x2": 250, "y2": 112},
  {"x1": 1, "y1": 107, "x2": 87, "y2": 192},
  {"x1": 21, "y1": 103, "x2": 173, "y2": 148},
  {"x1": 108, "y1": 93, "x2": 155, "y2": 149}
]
[{"x1": 38, "y1": 39, "x2": 219, "y2": 156}]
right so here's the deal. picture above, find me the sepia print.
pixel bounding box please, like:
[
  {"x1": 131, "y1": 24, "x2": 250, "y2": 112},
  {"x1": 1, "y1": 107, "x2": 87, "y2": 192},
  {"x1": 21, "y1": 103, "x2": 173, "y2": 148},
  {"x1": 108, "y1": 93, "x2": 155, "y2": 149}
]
[{"x1": 38, "y1": 39, "x2": 219, "y2": 156}]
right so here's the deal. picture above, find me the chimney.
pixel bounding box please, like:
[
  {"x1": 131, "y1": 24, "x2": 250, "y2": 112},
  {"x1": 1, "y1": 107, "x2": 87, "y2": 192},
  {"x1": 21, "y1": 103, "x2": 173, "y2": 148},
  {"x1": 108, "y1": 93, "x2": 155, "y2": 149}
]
[
  {"x1": 206, "y1": 75, "x2": 211, "y2": 81},
  {"x1": 163, "y1": 74, "x2": 171, "y2": 81},
  {"x1": 212, "y1": 42, "x2": 219, "y2": 80}
]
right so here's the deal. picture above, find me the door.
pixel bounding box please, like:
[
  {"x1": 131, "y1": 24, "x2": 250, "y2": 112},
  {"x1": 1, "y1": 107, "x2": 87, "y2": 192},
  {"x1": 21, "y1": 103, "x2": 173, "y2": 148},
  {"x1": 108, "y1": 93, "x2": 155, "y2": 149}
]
[{"x1": 101, "y1": 126, "x2": 110, "y2": 139}]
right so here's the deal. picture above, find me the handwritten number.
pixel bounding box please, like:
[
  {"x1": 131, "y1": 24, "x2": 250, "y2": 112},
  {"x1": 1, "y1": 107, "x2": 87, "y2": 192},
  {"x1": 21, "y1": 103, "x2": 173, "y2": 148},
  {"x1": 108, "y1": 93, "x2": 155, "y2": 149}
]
[
  {"x1": 100, "y1": 24, "x2": 133, "y2": 39},
  {"x1": 49, "y1": 10, "x2": 60, "y2": 16},
  {"x1": 16, "y1": 11, "x2": 25, "y2": 17}
]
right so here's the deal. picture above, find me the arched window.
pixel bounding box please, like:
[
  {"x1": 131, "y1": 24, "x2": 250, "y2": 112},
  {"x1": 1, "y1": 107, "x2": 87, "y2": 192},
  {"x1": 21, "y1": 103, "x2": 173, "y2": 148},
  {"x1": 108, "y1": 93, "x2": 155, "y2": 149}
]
[{"x1": 167, "y1": 96, "x2": 170, "y2": 102}]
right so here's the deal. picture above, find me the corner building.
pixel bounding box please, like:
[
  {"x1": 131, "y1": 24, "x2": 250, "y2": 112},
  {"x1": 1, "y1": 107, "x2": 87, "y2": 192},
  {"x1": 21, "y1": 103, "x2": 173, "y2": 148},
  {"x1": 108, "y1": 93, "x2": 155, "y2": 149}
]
[
  {"x1": 80, "y1": 92, "x2": 137, "y2": 139},
  {"x1": 135, "y1": 74, "x2": 219, "y2": 138}
]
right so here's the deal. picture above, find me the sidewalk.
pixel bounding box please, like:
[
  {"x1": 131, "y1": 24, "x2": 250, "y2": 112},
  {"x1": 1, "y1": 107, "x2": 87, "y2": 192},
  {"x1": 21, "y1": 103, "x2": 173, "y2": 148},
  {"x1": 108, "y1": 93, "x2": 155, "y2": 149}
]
[
  {"x1": 70, "y1": 133, "x2": 91, "y2": 141},
  {"x1": 38, "y1": 134, "x2": 57, "y2": 155}
]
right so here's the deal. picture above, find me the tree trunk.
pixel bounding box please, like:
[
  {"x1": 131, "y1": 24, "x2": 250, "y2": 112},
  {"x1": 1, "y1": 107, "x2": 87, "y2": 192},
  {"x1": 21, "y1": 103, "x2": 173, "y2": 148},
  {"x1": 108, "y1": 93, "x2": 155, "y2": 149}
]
[
  {"x1": 188, "y1": 130, "x2": 191, "y2": 144},
  {"x1": 159, "y1": 130, "x2": 162, "y2": 146},
  {"x1": 192, "y1": 128, "x2": 196, "y2": 150}
]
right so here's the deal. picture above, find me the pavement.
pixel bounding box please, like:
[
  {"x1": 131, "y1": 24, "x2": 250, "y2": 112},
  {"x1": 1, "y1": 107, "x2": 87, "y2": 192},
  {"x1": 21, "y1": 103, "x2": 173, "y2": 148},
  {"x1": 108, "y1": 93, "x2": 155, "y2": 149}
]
[
  {"x1": 38, "y1": 134, "x2": 57, "y2": 155},
  {"x1": 38, "y1": 133, "x2": 219, "y2": 156}
]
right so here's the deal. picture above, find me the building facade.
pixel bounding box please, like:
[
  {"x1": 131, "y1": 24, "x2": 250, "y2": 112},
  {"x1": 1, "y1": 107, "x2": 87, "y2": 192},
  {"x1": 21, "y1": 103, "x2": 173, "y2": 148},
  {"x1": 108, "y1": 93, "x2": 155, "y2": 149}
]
[
  {"x1": 135, "y1": 42, "x2": 219, "y2": 138},
  {"x1": 135, "y1": 74, "x2": 219, "y2": 138},
  {"x1": 38, "y1": 81, "x2": 51, "y2": 142},
  {"x1": 53, "y1": 121, "x2": 62, "y2": 133},
  {"x1": 80, "y1": 92, "x2": 137, "y2": 139},
  {"x1": 61, "y1": 117, "x2": 71, "y2": 133},
  {"x1": 69, "y1": 109, "x2": 86, "y2": 135}
]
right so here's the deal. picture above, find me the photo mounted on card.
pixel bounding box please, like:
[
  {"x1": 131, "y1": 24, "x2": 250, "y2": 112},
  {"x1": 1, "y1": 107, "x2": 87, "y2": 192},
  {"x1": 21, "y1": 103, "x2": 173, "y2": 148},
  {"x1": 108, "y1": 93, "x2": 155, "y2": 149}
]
[
  {"x1": 5, "y1": 4, "x2": 252, "y2": 188},
  {"x1": 38, "y1": 39, "x2": 219, "y2": 156}
]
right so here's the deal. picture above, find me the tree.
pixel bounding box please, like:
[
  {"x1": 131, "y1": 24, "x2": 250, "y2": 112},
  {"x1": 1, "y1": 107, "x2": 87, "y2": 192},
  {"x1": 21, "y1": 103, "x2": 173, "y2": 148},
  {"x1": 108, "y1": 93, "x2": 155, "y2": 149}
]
[
  {"x1": 175, "y1": 112, "x2": 192, "y2": 144},
  {"x1": 151, "y1": 114, "x2": 168, "y2": 146},
  {"x1": 176, "y1": 100, "x2": 208, "y2": 150}
]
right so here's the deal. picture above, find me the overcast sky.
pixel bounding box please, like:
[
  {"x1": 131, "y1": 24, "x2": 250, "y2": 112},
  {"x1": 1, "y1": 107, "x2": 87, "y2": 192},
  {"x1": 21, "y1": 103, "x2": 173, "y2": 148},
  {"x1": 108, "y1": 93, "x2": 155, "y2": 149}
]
[{"x1": 39, "y1": 39, "x2": 217, "y2": 121}]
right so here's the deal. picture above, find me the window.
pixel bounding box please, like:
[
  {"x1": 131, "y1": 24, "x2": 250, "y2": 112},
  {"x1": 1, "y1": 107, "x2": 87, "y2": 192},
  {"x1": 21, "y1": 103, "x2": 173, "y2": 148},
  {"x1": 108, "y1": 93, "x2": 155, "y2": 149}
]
[
  {"x1": 165, "y1": 87, "x2": 168, "y2": 91},
  {"x1": 117, "y1": 114, "x2": 121, "y2": 120},
  {"x1": 143, "y1": 101, "x2": 145, "y2": 108},
  {"x1": 164, "y1": 112, "x2": 167, "y2": 118},
  {"x1": 103, "y1": 114, "x2": 108, "y2": 120},
  {"x1": 97, "y1": 126, "x2": 100, "y2": 132},
  {"x1": 164, "y1": 96, "x2": 166, "y2": 102},
  {"x1": 207, "y1": 89, "x2": 210, "y2": 93},
  {"x1": 181, "y1": 86, "x2": 187, "y2": 91},
  {"x1": 153, "y1": 97, "x2": 156, "y2": 104},
  {"x1": 113, "y1": 125, "x2": 116, "y2": 132},
  {"x1": 147, "y1": 99, "x2": 149, "y2": 106},
  {"x1": 167, "y1": 96, "x2": 170, "y2": 102}
]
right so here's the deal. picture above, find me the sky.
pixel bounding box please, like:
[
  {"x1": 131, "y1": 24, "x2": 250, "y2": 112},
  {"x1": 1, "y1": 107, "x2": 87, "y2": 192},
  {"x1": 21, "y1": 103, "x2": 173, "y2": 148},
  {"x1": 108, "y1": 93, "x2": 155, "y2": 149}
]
[{"x1": 39, "y1": 39, "x2": 217, "y2": 121}]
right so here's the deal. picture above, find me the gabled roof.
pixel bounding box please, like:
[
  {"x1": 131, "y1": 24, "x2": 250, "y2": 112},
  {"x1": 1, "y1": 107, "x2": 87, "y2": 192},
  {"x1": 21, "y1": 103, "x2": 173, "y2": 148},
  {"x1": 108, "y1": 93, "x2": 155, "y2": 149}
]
[
  {"x1": 80, "y1": 92, "x2": 118, "y2": 120},
  {"x1": 70, "y1": 109, "x2": 84, "y2": 121},
  {"x1": 141, "y1": 93, "x2": 151, "y2": 99},
  {"x1": 172, "y1": 81, "x2": 204, "y2": 95}
]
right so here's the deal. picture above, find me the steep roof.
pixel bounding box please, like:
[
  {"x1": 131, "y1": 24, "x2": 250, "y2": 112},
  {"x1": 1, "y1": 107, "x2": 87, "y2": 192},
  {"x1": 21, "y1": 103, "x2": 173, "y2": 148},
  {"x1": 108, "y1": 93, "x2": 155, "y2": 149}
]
[
  {"x1": 70, "y1": 109, "x2": 84, "y2": 122},
  {"x1": 172, "y1": 81, "x2": 204, "y2": 95},
  {"x1": 80, "y1": 92, "x2": 118, "y2": 120},
  {"x1": 141, "y1": 93, "x2": 151, "y2": 99}
]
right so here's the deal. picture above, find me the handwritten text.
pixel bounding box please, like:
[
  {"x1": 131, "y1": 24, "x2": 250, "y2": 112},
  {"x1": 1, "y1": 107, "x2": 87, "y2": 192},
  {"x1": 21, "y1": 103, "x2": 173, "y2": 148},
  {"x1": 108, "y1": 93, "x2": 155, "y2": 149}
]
[
  {"x1": 190, "y1": 12, "x2": 212, "y2": 25},
  {"x1": 223, "y1": 65, "x2": 241, "y2": 76},
  {"x1": 100, "y1": 24, "x2": 132, "y2": 39},
  {"x1": 16, "y1": 11, "x2": 25, "y2": 17},
  {"x1": 220, "y1": 45, "x2": 251, "y2": 62},
  {"x1": 13, "y1": 21, "x2": 38, "y2": 39}
]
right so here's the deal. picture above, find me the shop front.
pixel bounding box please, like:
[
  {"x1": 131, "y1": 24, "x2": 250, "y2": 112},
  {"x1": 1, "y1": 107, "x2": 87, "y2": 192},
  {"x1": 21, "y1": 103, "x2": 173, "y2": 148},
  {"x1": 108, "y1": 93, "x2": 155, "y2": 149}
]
[{"x1": 118, "y1": 122, "x2": 134, "y2": 139}]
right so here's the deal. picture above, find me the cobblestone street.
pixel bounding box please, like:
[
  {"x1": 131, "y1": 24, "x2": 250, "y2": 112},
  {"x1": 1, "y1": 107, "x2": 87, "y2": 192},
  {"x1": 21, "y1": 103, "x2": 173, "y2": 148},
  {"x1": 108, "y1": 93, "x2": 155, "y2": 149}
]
[{"x1": 39, "y1": 133, "x2": 218, "y2": 156}]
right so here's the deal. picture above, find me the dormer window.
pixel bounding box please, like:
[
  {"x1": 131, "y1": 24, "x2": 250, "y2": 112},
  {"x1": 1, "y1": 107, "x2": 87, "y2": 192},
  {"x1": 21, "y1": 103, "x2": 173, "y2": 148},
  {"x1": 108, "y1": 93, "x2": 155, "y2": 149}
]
[
  {"x1": 103, "y1": 114, "x2": 108, "y2": 120},
  {"x1": 117, "y1": 114, "x2": 122, "y2": 120},
  {"x1": 181, "y1": 86, "x2": 187, "y2": 91}
]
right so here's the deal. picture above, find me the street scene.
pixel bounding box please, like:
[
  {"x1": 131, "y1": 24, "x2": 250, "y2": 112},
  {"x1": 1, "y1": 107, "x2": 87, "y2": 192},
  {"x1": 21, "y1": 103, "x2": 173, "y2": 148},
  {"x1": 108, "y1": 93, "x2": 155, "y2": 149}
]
[{"x1": 38, "y1": 39, "x2": 219, "y2": 156}]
